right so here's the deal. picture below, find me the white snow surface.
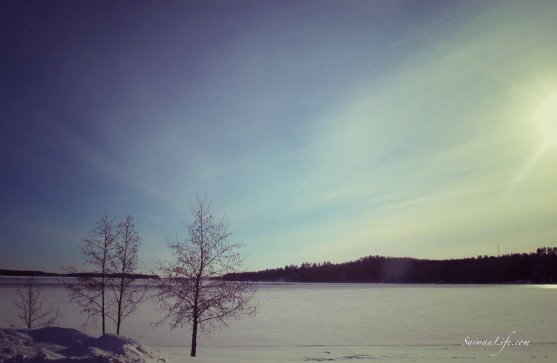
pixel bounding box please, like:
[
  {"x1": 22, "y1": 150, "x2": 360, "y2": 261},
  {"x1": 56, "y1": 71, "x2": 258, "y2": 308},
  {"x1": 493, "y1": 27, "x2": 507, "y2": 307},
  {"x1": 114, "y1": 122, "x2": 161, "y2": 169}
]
[
  {"x1": 0, "y1": 326, "x2": 166, "y2": 363},
  {"x1": 1, "y1": 280, "x2": 557, "y2": 362}
]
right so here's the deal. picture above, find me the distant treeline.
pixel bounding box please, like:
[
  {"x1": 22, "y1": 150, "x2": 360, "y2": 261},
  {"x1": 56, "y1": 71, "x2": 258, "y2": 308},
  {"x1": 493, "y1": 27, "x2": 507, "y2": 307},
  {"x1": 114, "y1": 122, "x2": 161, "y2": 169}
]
[
  {"x1": 223, "y1": 247, "x2": 557, "y2": 283},
  {"x1": 0, "y1": 270, "x2": 155, "y2": 279}
]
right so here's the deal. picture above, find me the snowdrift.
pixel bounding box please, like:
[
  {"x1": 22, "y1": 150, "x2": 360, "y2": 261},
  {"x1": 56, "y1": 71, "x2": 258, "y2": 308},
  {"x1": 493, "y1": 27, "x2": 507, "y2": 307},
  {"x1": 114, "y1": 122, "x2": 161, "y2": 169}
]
[{"x1": 0, "y1": 327, "x2": 166, "y2": 363}]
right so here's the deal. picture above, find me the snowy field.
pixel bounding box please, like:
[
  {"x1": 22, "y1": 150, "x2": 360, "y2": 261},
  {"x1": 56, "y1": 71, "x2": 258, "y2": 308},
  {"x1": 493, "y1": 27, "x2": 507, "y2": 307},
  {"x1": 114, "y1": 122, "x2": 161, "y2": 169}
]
[{"x1": 1, "y1": 278, "x2": 556, "y2": 362}]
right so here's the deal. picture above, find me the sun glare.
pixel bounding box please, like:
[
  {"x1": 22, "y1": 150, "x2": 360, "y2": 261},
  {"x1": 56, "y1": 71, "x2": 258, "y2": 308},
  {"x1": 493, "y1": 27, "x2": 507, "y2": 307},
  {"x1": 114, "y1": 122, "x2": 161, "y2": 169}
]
[{"x1": 536, "y1": 91, "x2": 557, "y2": 148}]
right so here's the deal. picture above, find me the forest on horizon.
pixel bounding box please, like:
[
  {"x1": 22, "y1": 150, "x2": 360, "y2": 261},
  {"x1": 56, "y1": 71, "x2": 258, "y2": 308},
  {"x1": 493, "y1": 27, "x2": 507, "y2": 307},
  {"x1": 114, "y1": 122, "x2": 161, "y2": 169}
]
[
  {"x1": 223, "y1": 247, "x2": 557, "y2": 284},
  {"x1": 2, "y1": 247, "x2": 556, "y2": 284}
]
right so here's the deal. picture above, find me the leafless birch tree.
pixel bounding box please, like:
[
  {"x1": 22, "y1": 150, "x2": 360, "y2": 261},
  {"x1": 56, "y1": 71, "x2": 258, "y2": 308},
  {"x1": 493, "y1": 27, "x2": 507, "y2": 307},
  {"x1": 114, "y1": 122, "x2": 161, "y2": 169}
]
[
  {"x1": 110, "y1": 215, "x2": 147, "y2": 335},
  {"x1": 153, "y1": 196, "x2": 256, "y2": 357},
  {"x1": 13, "y1": 277, "x2": 59, "y2": 329},
  {"x1": 63, "y1": 213, "x2": 115, "y2": 335}
]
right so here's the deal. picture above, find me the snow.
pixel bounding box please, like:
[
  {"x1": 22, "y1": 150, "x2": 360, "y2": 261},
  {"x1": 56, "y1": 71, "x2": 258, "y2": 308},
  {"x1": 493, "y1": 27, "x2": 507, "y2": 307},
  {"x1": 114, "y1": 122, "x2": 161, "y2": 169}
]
[
  {"x1": 0, "y1": 326, "x2": 166, "y2": 363},
  {"x1": 1, "y1": 280, "x2": 557, "y2": 362}
]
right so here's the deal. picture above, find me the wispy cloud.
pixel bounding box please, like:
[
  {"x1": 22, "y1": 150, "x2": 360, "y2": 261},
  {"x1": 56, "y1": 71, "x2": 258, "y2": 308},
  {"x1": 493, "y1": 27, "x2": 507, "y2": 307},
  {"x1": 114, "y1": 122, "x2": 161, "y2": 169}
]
[{"x1": 2, "y1": 1, "x2": 557, "y2": 271}]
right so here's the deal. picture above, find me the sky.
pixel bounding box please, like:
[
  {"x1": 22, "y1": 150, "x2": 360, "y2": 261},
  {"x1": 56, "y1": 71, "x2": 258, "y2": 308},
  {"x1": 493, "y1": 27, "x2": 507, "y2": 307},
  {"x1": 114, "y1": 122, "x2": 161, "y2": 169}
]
[{"x1": 1, "y1": 0, "x2": 557, "y2": 272}]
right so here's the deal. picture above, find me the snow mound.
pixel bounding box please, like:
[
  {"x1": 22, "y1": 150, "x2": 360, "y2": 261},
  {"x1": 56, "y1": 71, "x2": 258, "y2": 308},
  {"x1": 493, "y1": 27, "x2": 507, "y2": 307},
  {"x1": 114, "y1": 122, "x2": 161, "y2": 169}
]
[{"x1": 0, "y1": 327, "x2": 166, "y2": 363}]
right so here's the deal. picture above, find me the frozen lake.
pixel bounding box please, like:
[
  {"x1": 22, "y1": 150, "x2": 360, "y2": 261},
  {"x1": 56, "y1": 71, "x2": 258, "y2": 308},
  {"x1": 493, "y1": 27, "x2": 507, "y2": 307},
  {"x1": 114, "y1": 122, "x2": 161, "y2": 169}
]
[{"x1": 1, "y1": 278, "x2": 556, "y2": 362}]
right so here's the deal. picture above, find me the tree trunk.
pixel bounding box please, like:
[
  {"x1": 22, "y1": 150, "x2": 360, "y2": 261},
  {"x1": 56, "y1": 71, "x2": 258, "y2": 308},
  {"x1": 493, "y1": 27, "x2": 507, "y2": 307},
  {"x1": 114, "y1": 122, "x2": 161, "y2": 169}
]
[
  {"x1": 27, "y1": 304, "x2": 31, "y2": 329},
  {"x1": 191, "y1": 272, "x2": 200, "y2": 357},
  {"x1": 116, "y1": 272, "x2": 124, "y2": 335},
  {"x1": 116, "y1": 316, "x2": 121, "y2": 335},
  {"x1": 101, "y1": 275, "x2": 106, "y2": 335},
  {"x1": 190, "y1": 319, "x2": 198, "y2": 357}
]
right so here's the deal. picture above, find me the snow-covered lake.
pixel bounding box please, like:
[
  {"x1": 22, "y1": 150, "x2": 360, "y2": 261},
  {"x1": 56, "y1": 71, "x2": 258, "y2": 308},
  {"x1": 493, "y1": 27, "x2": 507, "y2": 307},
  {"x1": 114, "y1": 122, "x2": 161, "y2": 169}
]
[{"x1": 1, "y1": 278, "x2": 556, "y2": 362}]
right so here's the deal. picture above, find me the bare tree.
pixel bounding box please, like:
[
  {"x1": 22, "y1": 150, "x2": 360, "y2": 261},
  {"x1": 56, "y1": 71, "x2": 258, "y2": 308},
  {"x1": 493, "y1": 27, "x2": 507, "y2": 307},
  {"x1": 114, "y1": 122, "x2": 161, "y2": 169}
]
[
  {"x1": 13, "y1": 277, "x2": 59, "y2": 329},
  {"x1": 63, "y1": 213, "x2": 115, "y2": 335},
  {"x1": 153, "y1": 196, "x2": 256, "y2": 357},
  {"x1": 110, "y1": 215, "x2": 147, "y2": 335}
]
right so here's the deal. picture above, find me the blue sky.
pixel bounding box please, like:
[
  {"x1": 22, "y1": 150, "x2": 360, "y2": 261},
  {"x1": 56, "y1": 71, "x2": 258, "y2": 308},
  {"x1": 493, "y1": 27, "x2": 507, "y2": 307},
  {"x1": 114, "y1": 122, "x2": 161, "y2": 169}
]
[{"x1": 1, "y1": 0, "x2": 557, "y2": 272}]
